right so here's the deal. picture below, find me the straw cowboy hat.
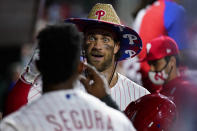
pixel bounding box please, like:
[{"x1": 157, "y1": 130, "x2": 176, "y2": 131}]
[{"x1": 65, "y1": 3, "x2": 142, "y2": 61}]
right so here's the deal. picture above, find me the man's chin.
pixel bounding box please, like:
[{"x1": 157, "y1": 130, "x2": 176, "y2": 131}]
[
  {"x1": 88, "y1": 59, "x2": 102, "y2": 66},
  {"x1": 89, "y1": 62, "x2": 104, "y2": 72},
  {"x1": 95, "y1": 66, "x2": 105, "y2": 72}
]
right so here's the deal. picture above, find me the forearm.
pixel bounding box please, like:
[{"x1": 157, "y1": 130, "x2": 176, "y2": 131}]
[
  {"x1": 3, "y1": 78, "x2": 31, "y2": 117},
  {"x1": 100, "y1": 94, "x2": 120, "y2": 110}
]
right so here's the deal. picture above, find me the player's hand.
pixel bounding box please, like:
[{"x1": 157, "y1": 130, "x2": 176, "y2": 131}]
[
  {"x1": 79, "y1": 63, "x2": 110, "y2": 99},
  {"x1": 21, "y1": 48, "x2": 40, "y2": 84}
]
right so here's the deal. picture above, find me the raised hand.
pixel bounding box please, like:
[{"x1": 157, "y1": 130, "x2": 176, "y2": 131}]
[
  {"x1": 79, "y1": 63, "x2": 110, "y2": 99},
  {"x1": 21, "y1": 48, "x2": 40, "y2": 84}
]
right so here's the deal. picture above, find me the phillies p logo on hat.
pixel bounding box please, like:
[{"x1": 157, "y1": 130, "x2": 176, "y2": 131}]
[
  {"x1": 95, "y1": 10, "x2": 106, "y2": 20},
  {"x1": 65, "y1": 3, "x2": 142, "y2": 61}
]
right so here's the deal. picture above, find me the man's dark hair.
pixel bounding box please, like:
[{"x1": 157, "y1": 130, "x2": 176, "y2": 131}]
[{"x1": 36, "y1": 23, "x2": 83, "y2": 86}]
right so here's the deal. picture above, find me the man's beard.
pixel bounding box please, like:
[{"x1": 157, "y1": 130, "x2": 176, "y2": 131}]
[{"x1": 87, "y1": 51, "x2": 114, "y2": 72}]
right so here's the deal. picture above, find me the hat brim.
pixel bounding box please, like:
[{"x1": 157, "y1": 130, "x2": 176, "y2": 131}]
[{"x1": 65, "y1": 18, "x2": 142, "y2": 61}]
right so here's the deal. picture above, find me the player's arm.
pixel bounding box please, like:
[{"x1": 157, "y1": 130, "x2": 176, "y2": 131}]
[
  {"x1": 80, "y1": 63, "x2": 119, "y2": 110},
  {"x1": 100, "y1": 94, "x2": 119, "y2": 110},
  {"x1": 3, "y1": 79, "x2": 32, "y2": 117},
  {"x1": 3, "y1": 49, "x2": 40, "y2": 117},
  {"x1": 0, "y1": 121, "x2": 18, "y2": 131}
]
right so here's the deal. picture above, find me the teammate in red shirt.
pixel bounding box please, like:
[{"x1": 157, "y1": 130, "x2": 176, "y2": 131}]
[
  {"x1": 131, "y1": 0, "x2": 187, "y2": 93},
  {"x1": 144, "y1": 36, "x2": 197, "y2": 130}
]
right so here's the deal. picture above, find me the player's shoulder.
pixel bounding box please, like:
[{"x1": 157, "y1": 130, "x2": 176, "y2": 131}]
[
  {"x1": 63, "y1": 90, "x2": 136, "y2": 129},
  {"x1": 75, "y1": 89, "x2": 119, "y2": 111},
  {"x1": 117, "y1": 72, "x2": 139, "y2": 86},
  {"x1": 117, "y1": 72, "x2": 132, "y2": 82},
  {"x1": 1, "y1": 89, "x2": 135, "y2": 131},
  {"x1": 117, "y1": 73, "x2": 150, "y2": 93},
  {"x1": 0, "y1": 108, "x2": 23, "y2": 131},
  {"x1": 74, "y1": 89, "x2": 130, "y2": 118}
]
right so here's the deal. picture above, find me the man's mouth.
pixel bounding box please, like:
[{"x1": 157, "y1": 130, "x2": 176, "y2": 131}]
[
  {"x1": 91, "y1": 53, "x2": 104, "y2": 61},
  {"x1": 92, "y1": 54, "x2": 103, "y2": 57}
]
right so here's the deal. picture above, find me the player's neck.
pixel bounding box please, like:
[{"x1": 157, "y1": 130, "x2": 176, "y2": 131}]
[
  {"x1": 101, "y1": 60, "x2": 118, "y2": 88},
  {"x1": 43, "y1": 74, "x2": 78, "y2": 93},
  {"x1": 109, "y1": 72, "x2": 118, "y2": 88}
]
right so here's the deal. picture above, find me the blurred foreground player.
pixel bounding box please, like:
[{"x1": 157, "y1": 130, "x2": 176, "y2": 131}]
[{"x1": 0, "y1": 24, "x2": 136, "y2": 131}]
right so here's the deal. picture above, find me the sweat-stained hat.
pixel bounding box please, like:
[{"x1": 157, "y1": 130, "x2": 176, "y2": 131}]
[
  {"x1": 141, "y1": 36, "x2": 179, "y2": 61},
  {"x1": 65, "y1": 3, "x2": 142, "y2": 61}
]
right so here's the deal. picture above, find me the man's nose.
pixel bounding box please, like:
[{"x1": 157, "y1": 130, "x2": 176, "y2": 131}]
[{"x1": 93, "y1": 39, "x2": 103, "y2": 49}]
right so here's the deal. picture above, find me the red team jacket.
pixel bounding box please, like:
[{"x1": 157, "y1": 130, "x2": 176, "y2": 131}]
[
  {"x1": 4, "y1": 77, "x2": 42, "y2": 117},
  {"x1": 161, "y1": 76, "x2": 197, "y2": 130},
  {"x1": 4, "y1": 79, "x2": 31, "y2": 116}
]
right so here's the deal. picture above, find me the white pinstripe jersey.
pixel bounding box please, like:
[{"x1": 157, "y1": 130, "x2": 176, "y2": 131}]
[
  {"x1": 110, "y1": 73, "x2": 150, "y2": 111},
  {"x1": 0, "y1": 89, "x2": 136, "y2": 131},
  {"x1": 19, "y1": 74, "x2": 149, "y2": 111},
  {"x1": 27, "y1": 77, "x2": 42, "y2": 103}
]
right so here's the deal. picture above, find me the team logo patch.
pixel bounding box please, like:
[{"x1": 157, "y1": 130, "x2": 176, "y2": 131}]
[
  {"x1": 146, "y1": 43, "x2": 151, "y2": 54},
  {"x1": 65, "y1": 94, "x2": 71, "y2": 99},
  {"x1": 125, "y1": 50, "x2": 136, "y2": 58},
  {"x1": 123, "y1": 34, "x2": 137, "y2": 45},
  {"x1": 95, "y1": 10, "x2": 106, "y2": 20},
  {"x1": 166, "y1": 48, "x2": 171, "y2": 54}
]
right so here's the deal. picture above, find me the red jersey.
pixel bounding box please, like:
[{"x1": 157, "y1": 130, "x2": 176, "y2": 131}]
[
  {"x1": 161, "y1": 76, "x2": 197, "y2": 108},
  {"x1": 161, "y1": 76, "x2": 197, "y2": 130},
  {"x1": 4, "y1": 77, "x2": 42, "y2": 116}
]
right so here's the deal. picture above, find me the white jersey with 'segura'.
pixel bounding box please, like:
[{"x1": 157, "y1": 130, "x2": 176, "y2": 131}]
[
  {"x1": 110, "y1": 73, "x2": 150, "y2": 111},
  {"x1": 0, "y1": 89, "x2": 136, "y2": 131}
]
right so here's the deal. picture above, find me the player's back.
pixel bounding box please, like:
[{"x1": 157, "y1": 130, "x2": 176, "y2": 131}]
[{"x1": 0, "y1": 89, "x2": 135, "y2": 131}]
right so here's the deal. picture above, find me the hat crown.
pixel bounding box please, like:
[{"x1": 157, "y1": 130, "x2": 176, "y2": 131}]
[
  {"x1": 87, "y1": 3, "x2": 121, "y2": 25},
  {"x1": 146, "y1": 36, "x2": 179, "y2": 61},
  {"x1": 65, "y1": 3, "x2": 143, "y2": 61}
]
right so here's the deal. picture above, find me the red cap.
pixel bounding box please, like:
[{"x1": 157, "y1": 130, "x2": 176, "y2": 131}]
[
  {"x1": 124, "y1": 93, "x2": 177, "y2": 131},
  {"x1": 141, "y1": 36, "x2": 179, "y2": 61}
]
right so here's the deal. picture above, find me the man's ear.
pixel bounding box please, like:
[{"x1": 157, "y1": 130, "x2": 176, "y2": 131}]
[
  {"x1": 169, "y1": 56, "x2": 176, "y2": 67},
  {"x1": 114, "y1": 42, "x2": 120, "y2": 54}
]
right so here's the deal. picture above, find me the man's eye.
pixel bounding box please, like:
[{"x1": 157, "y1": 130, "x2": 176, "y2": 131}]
[
  {"x1": 103, "y1": 37, "x2": 110, "y2": 43},
  {"x1": 88, "y1": 36, "x2": 95, "y2": 41}
]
